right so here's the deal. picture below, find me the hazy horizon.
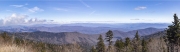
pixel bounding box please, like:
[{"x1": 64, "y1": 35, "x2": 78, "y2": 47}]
[{"x1": 0, "y1": 0, "x2": 179, "y2": 25}]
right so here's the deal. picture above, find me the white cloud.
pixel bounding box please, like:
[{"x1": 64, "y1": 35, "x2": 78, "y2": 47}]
[
  {"x1": 54, "y1": 8, "x2": 68, "y2": 11},
  {"x1": 28, "y1": 18, "x2": 47, "y2": 23},
  {"x1": 1, "y1": 13, "x2": 27, "y2": 25},
  {"x1": 28, "y1": 7, "x2": 44, "y2": 13},
  {"x1": 130, "y1": 18, "x2": 140, "y2": 20},
  {"x1": 10, "y1": 5, "x2": 24, "y2": 7},
  {"x1": 10, "y1": 3, "x2": 28, "y2": 8},
  {"x1": 134, "y1": 6, "x2": 147, "y2": 10},
  {"x1": 0, "y1": 13, "x2": 53, "y2": 26}
]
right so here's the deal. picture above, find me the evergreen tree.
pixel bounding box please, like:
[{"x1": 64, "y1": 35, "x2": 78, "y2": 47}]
[
  {"x1": 125, "y1": 37, "x2": 130, "y2": 47},
  {"x1": 142, "y1": 38, "x2": 147, "y2": 52},
  {"x1": 132, "y1": 31, "x2": 141, "y2": 52},
  {"x1": 125, "y1": 37, "x2": 132, "y2": 52},
  {"x1": 164, "y1": 14, "x2": 180, "y2": 52},
  {"x1": 135, "y1": 31, "x2": 140, "y2": 41},
  {"x1": 105, "y1": 30, "x2": 113, "y2": 52},
  {"x1": 90, "y1": 46, "x2": 97, "y2": 52},
  {"x1": 114, "y1": 39, "x2": 124, "y2": 52},
  {"x1": 96, "y1": 35, "x2": 106, "y2": 52},
  {"x1": 1, "y1": 32, "x2": 11, "y2": 43}
]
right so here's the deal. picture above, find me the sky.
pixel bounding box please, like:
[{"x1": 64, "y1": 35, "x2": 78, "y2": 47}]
[{"x1": 0, "y1": 0, "x2": 180, "y2": 25}]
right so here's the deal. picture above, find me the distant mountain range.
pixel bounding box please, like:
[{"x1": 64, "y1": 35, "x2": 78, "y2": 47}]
[
  {"x1": 11, "y1": 31, "x2": 98, "y2": 45},
  {"x1": 1, "y1": 27, "x2": 164, "y2": 45},
  {"x1": 0, "y1": 23, "x2": 169, "y2": 34},
  {"x1": 142, "y1": 31, "x2": 166, "y2": 40},
  {"x1": 101, "y1": 27, "x2": 164, "y2": 40},
  {"x1": 0, "y1": 23, "x2": 168, "y2": 45}
]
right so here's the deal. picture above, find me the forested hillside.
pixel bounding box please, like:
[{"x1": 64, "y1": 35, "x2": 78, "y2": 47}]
[{"x1": 89, "y1": 14, "x2": 180, "y2": 52}]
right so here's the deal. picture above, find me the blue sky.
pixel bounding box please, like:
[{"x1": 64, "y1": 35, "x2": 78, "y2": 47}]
[{"x1": 0, "y1": 0, "x2": 180, "y2": 25}]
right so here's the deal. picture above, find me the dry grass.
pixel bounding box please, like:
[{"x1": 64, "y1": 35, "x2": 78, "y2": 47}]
[
  {"x1": 0, "y1": 44, "x2": 30, "y2": 52},
  {"x1": 147, "y1": 38, "x2": 167, "y2": 52},
  {"x1": 0, "y1": 32, "x2": 85, "y2": 52},
  {"x1": 0, "y1": 33, "x2": 34, "y2": 52}
]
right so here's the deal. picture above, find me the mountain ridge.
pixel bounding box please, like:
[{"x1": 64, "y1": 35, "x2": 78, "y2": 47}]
[
  {"x1": 0, "y1": 27, "x2": 163, "y2": 45},
  {"x1": 0, "y1": 23, "x2": 169, "y2": 34}
]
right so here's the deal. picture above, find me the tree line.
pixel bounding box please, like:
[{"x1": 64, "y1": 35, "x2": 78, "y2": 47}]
[
  {"x1": 91, "y1": 14, "x2": 180, "y2": 52},
  {"x1": 90, "y1": 30, "x2": 147, "y2": 52}
]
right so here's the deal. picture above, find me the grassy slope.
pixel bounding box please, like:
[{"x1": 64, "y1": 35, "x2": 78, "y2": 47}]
[{"x1": 0, "y1": 32, "x2": 84, "y2": 52}]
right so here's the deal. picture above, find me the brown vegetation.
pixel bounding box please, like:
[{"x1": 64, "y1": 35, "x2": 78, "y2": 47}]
[{"x1": 0, "y1": 32, "x2": 84, "y2": 52}]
